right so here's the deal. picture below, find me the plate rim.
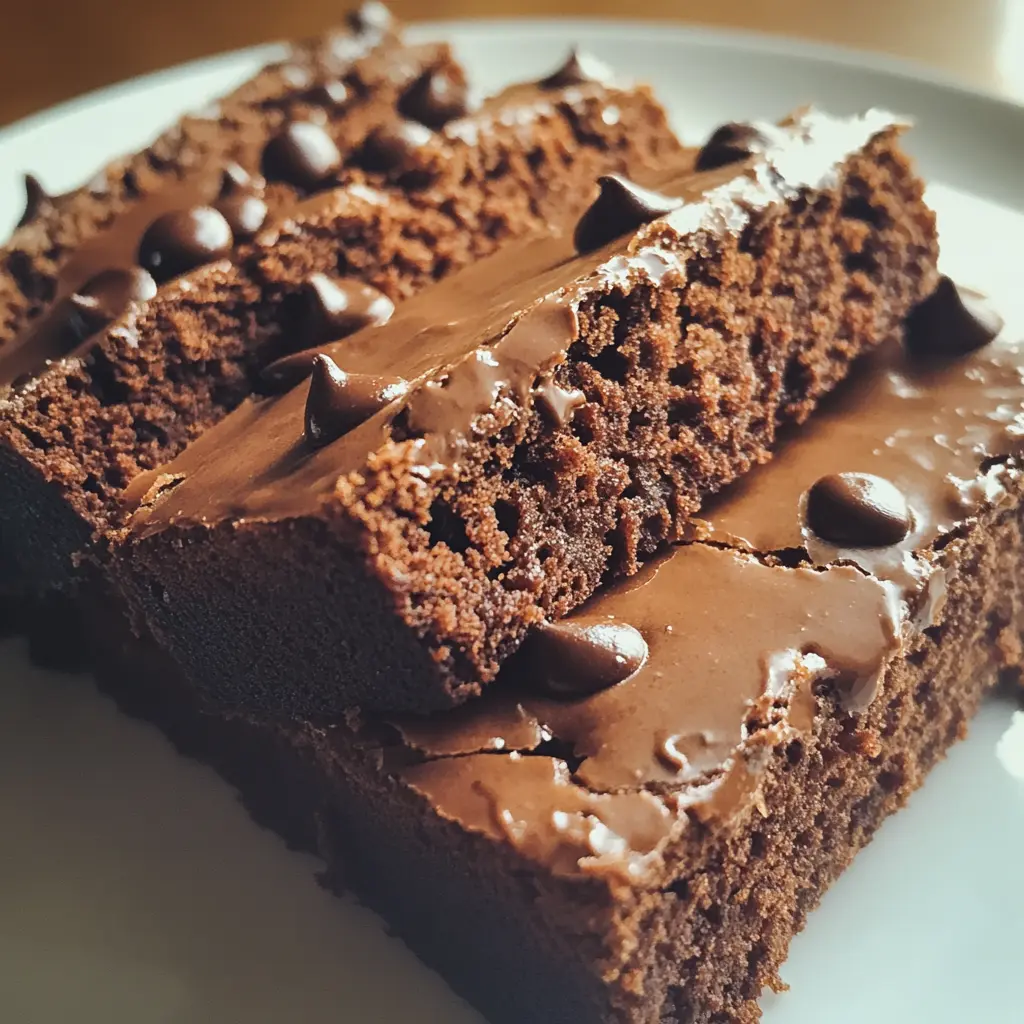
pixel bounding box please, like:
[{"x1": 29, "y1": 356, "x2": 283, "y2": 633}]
[{"x1": 1, "y1": 15, "x2": 1021, "y2": 151}]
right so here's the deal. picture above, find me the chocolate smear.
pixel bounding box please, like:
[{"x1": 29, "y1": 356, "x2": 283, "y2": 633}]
[{"x1": 17, "y1": 174, "x2": 53, "y2": 229}]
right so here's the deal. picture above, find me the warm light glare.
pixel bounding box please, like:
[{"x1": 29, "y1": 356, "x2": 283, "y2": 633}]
[{"x1": 997, "y1": 0, "x2": 1024, "y2": 97}]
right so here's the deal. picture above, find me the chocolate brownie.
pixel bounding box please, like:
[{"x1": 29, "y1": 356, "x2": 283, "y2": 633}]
[
  {"x1": 0, "y1": 50, "x2": 682, "y2": 626},
  {"x1": 114, "y1": 108, "x2": 939, "y2": 716},
  {"x1": 94, "y1": 279, "x2": 1024, "y2": 1023}
]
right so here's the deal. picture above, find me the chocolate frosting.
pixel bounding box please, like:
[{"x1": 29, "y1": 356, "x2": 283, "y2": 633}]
[
  {"x1": 384, "y1": 289, "x2": 1023, "y2": 882},
  {"x1": 390, "y1": 543, "x2": 902, "y2": 879},
  {"x1": 125, "y1": 109, "x2": 905, "y2": 535},
  {"x1": 689, "y1": 316, "x2": 1024, "y2": 617},
  {"x1": 539, "y1": 49, "x2": 613, "y2": 90}
]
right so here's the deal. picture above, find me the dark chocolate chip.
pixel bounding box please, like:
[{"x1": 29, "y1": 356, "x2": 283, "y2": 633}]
[
  {"x1": 304, "y1": 354, "x2": 409, "y2": 448},
  {"x1": 137, "y1": 207, "x2": 234, "y2": 283},
  {"x1": 805, "y1": 473, "x2": 912, "y2": 547},
  {"x1": 214, "y1": 164, "x2": 269, "y2": 240},
  {"x1": 399, "y1": 68, "x2": 470, "y2": 129},
  {"x1": 218, "y1": 162, "x2": 264, "y2": 198},
  {"x1": 533, "y1": 379, "x2": 585, "y2": 428},
  {"x1": 539, "y1": 48, "x2": 612, "y2": 89},
  {"x1": 16, "y1": 174, "x2": 53, "y2": 229},
  {"x1": 65, "y1": 293, "x2": 115, "y2": 340},
  {"x1": 527, "y1": 619, "x2": 648, "y2": 697},
  {"x1": 261, "y1": 122, "x2": 342, "y2": 191},
  {"x1": 905, "y1": 275, "x2": 1004, "y2": 356},
  {"x1": 76, "y1": 267, "x2": 157, "y2": 320},
  {"x1": 301, "y1": 273, "x2": 395, "y2": 345},
  {"x1": 305, "y1": 80, "x2": 350, "y2": 108},
  {"x1": 260, "y1": 347, "x2": 323, "y2": 394},
  {"x1": 695, "y1": 122, "x2": 770, "y2": 172},
  {"x1": 347, "y1": 0, "x2": 393, "y2": 34},
  {"x1": 573, "y1": 175, "x2": 681, "y2": 254},
  {"x1": 358, "y1": 121, "x2": 434, "y2": 173},
  {"x1": 215, "y1": 194, "x2": 268, "y2": 241}
]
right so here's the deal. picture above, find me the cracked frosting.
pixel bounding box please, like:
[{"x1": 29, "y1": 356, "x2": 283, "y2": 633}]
[
  {"x1": 124, "y1": 107, "x2": 904, "y2": 534},
  {"x1": 382, "y1": 284, "x2": 1022, "y2": 882}
]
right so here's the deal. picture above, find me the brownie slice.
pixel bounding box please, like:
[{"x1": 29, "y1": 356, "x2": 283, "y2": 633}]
[
  {"x1": 0, "y1": 61, "x2": 682, "y2": 616},
  {"x1": 0, "y1": 4, "x2": 436, "y2": 359},
  {"x1": 94, "y1": 280, "x2": 1024, "y2": 1023},
  {"x1": 113, "y1": 108, "x2": 939, "y2": 716}
]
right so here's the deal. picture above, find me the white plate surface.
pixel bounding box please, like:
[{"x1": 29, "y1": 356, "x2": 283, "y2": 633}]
[{"x1": 1, "y1": 19, "x2": 1023, "y2": 1024}]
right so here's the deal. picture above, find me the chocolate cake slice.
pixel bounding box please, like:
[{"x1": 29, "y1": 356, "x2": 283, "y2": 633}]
[
  {"x1": 0, "y1": 50, "x2": 682, "y2": 629},
  {"x1": 113, "y1": 108, "x2": 939, "y2": 716},
  {"x1": 1, "y1": 3, "x2": 430, "y2": 360},
  {"x1": 94, "y1": 278, "x2": 1024, "y2": 1023}
]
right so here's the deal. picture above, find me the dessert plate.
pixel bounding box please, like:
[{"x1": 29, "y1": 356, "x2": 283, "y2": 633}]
[{"x1": 1, "y1": 19, "x2": 1022, "y2": 1024}]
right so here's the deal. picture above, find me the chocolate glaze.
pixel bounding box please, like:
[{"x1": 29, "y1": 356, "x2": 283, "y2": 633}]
[
  {"x1": 392, "y1": 544, "x2": 902, "y2": 876},
  {"x1": 126, "y1": 109, "x2": 904, "y2": 534},
  {"x1": 260, "y1": 347, "x2": 325, "y2": 394},
  {"x1": 386, "y1": 289, "x2": 1023, "y2": 879},
  {"x1": 690, "y1": 315, "x2": 1024, "y2": 618}
]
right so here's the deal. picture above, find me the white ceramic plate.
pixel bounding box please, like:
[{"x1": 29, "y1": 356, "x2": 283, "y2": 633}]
[{"x1": 1, "y1": 19, "x2": 1023, "y2": 1024}]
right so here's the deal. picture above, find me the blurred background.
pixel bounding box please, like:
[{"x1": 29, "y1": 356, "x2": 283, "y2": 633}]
[{"x1": 1, "y1": 0, "x2": 1023, "y2": 126}]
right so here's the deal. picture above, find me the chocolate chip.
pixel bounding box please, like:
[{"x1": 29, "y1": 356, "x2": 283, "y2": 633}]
[
  {"x1": 218, "y1": 162, "x2": 261, "y2": 197},
  {"x1": 305, "y1": 80, "x2": 349, "y2": 108},
  {"x1": 358, "y1": 121, "x2": 434, "y2": 173},
  {"x1": 695, "y1": 122, "x2": 770, "y2": 172},
  {"x1": 533, "y1": 379, "x2": 585, "y2": 428},
  {"x1": 805, "y1": 473, "x2": 912, "y2": 547},
  {"x1": 347, "y1": 0, "x2": 393, "y2": 34},
  {"x1": 137, "y1": 207, "x2": 234, "y2": 283},
  {"x1": 399, "y1": 68, "x2": 471, "y2": 129},
  {"x1": 539, "y1": 48, "x2": 612, "y2": 89},
  {"x1": 76, "y1": 267, "x2": 157, "y2": 320},
  {"x1": 304, "y1": 354, "x2": 409, "y2": 448},
  {"x1": 905, "y1": 275, "x2": 1004, "y2": 356},
  {"x1": 260, "y1": 347, "x2": 323, "y2": 394},
  {"x1": 261, "y1": 122, "x2": 342, "y2": 191},
  {"x1": 65, "y1": 293, "x2": 115, "y2": 340},
  {"x1": 300, "y1": 273, "x2": 395, "y2": 345},
  {"x1": 527, "y1": 618, "x2": 648, "y2": 697},
  {"x1": 216, "y1": 194, "x2": 268, "y2": 241},
  {"x1": 573, "y1": 175, "x2": 681, "y2": 254},
  {"x1": 213, "y1": 164, "x2": 269, "y2": 240},
  {"x1": 16, "y1": 174, "x2": 53, "y2": 229}
]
